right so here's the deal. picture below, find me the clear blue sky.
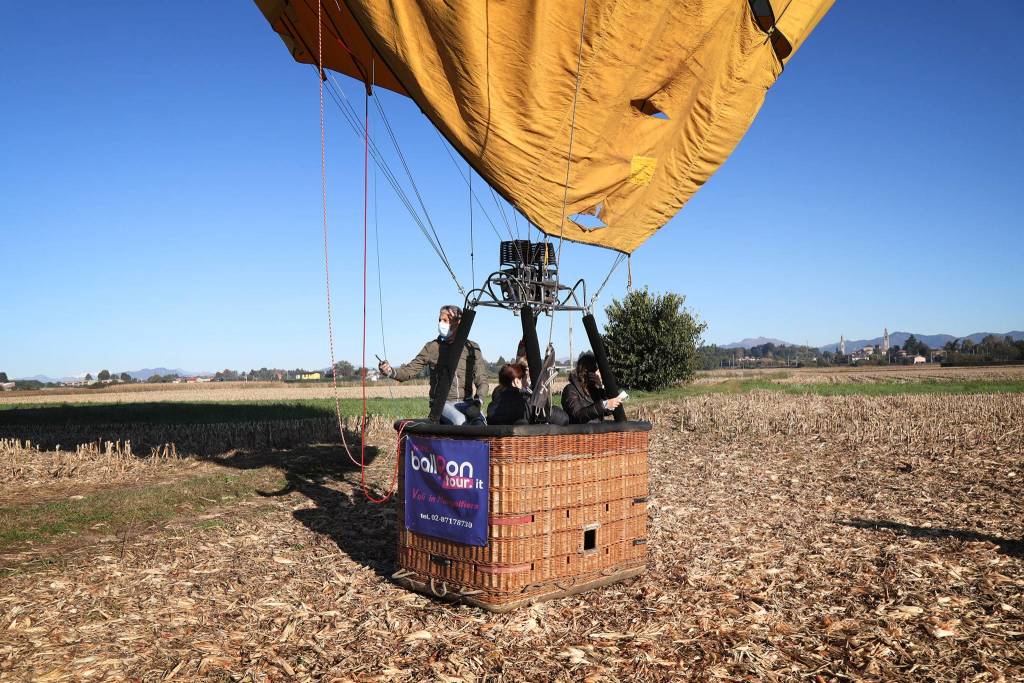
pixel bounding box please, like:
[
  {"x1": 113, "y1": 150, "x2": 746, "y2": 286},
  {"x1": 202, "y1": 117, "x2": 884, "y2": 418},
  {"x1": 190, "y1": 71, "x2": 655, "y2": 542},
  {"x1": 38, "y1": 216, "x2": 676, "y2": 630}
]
[{"x1": 2, "y1": 2, "x2": 1021, "y2": 378}]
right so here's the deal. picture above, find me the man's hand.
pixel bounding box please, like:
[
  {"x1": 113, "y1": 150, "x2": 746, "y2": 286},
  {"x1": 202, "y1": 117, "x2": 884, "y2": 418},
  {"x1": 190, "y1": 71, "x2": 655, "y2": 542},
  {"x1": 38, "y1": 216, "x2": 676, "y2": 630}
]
[{"x1": 378, "y1": 360, "x2": 393, "y2": 377}]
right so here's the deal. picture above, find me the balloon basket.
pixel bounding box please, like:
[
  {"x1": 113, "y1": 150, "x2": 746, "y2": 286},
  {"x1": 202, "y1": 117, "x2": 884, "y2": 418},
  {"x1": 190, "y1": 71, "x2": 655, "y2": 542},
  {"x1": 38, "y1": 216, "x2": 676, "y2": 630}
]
[{"x1": 392, "y1": 421, "x2": 650, "y2": 612}]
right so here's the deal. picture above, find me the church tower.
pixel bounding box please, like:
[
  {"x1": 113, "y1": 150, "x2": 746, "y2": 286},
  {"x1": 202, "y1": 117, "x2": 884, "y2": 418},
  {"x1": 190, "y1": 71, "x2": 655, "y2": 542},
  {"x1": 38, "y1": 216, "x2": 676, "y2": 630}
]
[
  {"x1": 882, "y1": 328, "x2": 890, "y2": 353},
  {"x1": 839, "y1": 335, "x2": 846, "y2": 355}
]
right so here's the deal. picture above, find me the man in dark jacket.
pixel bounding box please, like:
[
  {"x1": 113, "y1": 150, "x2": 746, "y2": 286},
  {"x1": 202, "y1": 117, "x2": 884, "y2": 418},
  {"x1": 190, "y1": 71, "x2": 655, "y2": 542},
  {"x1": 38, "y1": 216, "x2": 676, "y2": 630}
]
[
  {"x1": 560, "y1": 351, "x2": 623, "y2": 424},
  {"x1": 378, "y1": 305, "x2": 489, "y2": 425}
]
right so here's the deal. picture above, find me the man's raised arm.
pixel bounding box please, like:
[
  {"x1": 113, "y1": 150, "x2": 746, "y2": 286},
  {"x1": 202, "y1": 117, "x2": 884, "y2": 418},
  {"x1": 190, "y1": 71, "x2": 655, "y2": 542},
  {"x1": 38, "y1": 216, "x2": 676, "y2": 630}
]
[{"x1": 392, "y1": 343, "x2": 432, "y2": 382}]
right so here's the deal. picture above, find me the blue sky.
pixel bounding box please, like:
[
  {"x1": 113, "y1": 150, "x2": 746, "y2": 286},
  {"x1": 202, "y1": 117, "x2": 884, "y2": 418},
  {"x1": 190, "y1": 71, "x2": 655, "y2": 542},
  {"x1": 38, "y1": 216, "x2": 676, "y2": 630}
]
[{"x1": 2, "y1": 2, "x2": 1021, "y2": 378}]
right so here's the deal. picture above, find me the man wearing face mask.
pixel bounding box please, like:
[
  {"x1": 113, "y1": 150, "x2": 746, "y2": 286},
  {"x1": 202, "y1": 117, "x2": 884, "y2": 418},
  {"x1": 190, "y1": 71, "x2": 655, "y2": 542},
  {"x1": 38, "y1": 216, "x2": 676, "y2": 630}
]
[{"x1": 378, "y1": 304, "x2": 489, "y2": 425}]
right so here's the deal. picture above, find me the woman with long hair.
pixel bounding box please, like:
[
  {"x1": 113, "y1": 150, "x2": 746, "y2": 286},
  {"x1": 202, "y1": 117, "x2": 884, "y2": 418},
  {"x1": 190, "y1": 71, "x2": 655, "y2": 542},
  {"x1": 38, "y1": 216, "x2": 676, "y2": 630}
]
[
  {"x1": 487, "y1": 362, "x2": 530, "y2": 425},
  {"x1": 560, "y1": 351, "x2": 623, "y2": 424}
]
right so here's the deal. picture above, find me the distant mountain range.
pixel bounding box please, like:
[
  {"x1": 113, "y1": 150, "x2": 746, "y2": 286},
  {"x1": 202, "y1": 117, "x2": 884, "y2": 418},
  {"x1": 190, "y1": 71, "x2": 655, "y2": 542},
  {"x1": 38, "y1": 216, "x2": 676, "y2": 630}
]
[
  {"x1": 14, "y1": 367, "x2": 212, "y2": 383},
  {"x1": 819, "y1": 331, "x2": 1024, "y2": 353},
  {"x1": 718, "y1": 331, "x2": 1024, "y2": 353}
]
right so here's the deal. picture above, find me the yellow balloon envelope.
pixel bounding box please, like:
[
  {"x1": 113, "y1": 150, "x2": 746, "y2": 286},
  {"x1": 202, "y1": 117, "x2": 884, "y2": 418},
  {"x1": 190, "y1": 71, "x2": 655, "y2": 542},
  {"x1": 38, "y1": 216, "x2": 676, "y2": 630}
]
[{"x1": 254, "y1": 0, "x2": 833, "y2": 254}]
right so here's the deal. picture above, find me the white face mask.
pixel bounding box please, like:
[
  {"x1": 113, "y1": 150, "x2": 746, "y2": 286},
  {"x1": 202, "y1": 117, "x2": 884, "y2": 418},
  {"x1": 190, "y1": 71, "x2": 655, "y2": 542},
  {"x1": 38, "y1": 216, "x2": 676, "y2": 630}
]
[{"x1": 438, "y1": 322, "x2": 450, "y2": 338}]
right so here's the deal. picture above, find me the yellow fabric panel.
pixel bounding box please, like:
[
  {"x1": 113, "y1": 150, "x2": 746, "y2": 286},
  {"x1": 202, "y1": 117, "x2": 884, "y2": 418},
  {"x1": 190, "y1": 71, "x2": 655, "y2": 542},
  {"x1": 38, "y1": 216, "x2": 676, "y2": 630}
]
[
  {"x1": 772, "y1": 0, "x2": 834, "y2": 59},
  {"x1": 255, "y1": 0, "x2": 832, "y2": 254}
]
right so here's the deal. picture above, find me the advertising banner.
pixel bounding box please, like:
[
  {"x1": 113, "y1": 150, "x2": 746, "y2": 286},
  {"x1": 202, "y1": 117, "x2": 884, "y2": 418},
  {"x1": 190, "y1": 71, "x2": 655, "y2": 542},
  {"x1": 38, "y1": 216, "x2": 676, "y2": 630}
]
[{"x1": 404, "y1": 436, "x2": 489, "y2": 547}]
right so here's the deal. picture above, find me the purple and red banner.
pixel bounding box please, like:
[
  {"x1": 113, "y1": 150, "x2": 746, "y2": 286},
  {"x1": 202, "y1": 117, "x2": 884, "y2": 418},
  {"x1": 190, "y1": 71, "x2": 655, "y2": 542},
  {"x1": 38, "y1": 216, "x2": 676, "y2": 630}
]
[{"x1": 404, "y1": 436, "x2": 489, "y2": 547}]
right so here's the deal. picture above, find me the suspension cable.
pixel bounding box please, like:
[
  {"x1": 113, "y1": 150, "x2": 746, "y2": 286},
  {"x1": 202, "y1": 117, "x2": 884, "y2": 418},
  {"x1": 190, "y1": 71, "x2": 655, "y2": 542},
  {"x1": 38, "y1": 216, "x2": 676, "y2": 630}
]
[
  {"x1": 549, "y1": 0, "x2": 590, "y2": 345},
  {"x1": 323, "y1": 74, "x2": 465, "y2": 293},
  {"x1": 469, "y1": 162, "x2": 476, "y2": 285},
  {"x1": 371, "y1": 95, "x2": 463, "y2": 290},
  {"x1": 323, "y1": 79, "x2": 449, "y2": 268},
  {"x1": 318, "y1": 0, "x2": 362, "y2": 468},
  {"x1": 590, "y1": 252, "x2": 627, "y2": 308},
  {"x1": 432, "y1": 129, "x2": 507, "y2": 243}
]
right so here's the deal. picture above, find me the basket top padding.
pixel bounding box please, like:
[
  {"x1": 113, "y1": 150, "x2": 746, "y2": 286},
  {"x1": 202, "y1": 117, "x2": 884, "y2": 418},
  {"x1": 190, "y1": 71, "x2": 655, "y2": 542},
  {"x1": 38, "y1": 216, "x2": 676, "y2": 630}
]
[{"x1": 394, "y1": 420, "x2": 652, "y2": 437}]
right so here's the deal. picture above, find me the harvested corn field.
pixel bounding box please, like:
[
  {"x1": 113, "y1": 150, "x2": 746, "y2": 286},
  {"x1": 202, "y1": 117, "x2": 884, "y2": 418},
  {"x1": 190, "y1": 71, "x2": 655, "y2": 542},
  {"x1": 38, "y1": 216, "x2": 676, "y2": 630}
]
[{"x1": 0, "y1": 392, "x2": 1021, "y2": 681}]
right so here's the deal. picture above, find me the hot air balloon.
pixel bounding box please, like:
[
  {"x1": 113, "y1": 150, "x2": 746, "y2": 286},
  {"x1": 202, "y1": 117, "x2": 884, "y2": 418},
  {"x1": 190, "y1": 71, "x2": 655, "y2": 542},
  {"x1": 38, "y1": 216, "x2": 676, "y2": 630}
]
[{"x1": 252, "y1": 0, "x2": 833, "y2": 610}]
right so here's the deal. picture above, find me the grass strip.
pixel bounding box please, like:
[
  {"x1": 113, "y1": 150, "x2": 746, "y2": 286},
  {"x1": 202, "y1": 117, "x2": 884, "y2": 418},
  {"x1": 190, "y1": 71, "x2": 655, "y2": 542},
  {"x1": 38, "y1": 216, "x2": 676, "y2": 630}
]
[{"x1": 0, "y1": 469, "x2": 285, "y2": 550}]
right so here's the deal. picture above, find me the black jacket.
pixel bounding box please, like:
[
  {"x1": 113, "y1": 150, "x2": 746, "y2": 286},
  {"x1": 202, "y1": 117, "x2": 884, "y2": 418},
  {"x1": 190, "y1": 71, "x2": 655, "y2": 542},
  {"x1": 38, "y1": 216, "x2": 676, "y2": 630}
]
[
  {"x1": 560, "y1": 375, "x2": 612, "y2": 424},
  {"x1": 487, "y1": 386, "x2": 529, "y2": 425}
]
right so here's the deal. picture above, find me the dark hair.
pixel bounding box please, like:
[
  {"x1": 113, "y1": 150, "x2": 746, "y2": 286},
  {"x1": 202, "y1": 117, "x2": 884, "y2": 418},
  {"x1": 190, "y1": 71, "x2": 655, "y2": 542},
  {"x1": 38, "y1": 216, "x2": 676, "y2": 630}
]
[
  {"x1": 498, "y1": 362, "x2": 525, "y2": 387},
  {"x1": 573, "y1": 351, "x2": 599, "y2": 397},
  {"x1": 439, "y1": 304, "x2": 462, "y2": 323}
]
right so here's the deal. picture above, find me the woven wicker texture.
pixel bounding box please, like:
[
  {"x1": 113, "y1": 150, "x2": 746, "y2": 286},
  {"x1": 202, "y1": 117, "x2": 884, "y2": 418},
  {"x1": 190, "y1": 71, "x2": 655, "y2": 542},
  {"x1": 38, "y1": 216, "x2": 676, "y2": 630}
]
[{"x1": 396, "y1": 429, "x2": 649, "y2": 609}]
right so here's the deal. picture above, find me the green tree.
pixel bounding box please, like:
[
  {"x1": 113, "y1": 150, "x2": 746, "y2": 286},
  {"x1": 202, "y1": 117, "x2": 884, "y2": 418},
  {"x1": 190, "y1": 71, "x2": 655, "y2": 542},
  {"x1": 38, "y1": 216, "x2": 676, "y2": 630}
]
[
  {"x1": 603, "y1": 289, "x2": 707, "y2": 391},
  {"x1": 332, "y1": 360, "x2": 355, "y2": 378},
  {"x1": 98, "y1": 369, "x2": 111, "y2": 381},
  {"x1": 119, "y1": 372, "x2": 132, "y2": 382},
  {"x1": 85, "y1": 373, "x2": 94, "y2": 381},
  {"x1": 0, "y1": 372, "x2": 7, "y2": 382}
]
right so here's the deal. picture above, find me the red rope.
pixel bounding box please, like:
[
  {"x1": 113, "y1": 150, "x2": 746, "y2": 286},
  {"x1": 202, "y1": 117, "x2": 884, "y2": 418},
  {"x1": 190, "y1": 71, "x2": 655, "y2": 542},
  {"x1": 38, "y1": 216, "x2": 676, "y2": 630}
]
[{"x1": 318, "y1": 5, "x2": 398, "y2": 502}]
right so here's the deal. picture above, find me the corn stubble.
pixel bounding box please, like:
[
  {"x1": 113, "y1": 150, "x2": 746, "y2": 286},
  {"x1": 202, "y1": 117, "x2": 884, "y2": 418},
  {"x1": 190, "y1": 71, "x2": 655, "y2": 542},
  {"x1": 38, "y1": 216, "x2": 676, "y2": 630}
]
[{"x1": 0, "y1": 392, "x2": 1020, "y2": 681}]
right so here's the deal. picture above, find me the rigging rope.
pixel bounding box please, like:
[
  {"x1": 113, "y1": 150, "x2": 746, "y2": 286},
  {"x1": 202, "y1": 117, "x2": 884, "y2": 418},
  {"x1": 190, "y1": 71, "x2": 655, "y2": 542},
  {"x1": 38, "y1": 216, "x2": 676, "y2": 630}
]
[
  {"x1": 590, "y1": 252, "x2": 627, "y2": 307},
  {"x1": 322, "y1": 74, "x2": 464, "y2": 293},
  {"x1": 372, "y1": 96, "x2": 464, "y2": 293},
  {"x1": 550, "y1": 0, "x2": 590, "y2": 343},
  {"x1": 357, "y1": 74, "x2": 399, "y2": 504},
  {"x1": 318, "y1": 0, "x2": 362, "y2": 468},
  {"x1": 317, "y1": 3, "x2": 399, "y2": 501},
  {"x1": 469, "y1": 162, "x2": 475, "y2": 285},
  {"x1": 432, "y1": 129, "x2": 509, "y2": 244}
]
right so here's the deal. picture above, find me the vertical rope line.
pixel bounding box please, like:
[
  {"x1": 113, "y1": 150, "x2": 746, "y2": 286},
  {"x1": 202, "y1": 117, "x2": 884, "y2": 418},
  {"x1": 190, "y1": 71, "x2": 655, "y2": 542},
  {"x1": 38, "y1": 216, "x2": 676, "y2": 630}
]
[
  {"x1": 469, "y1": 162, "x2": 475, "y2": 285},
  {"x1": 318, "y1": 0, "x2": 362, "y2": 467},
  {"x1": 360, "y1": 74, "x2": 396, "y2": 503},
  {"x1": 360, "y1": 78, "x2": 370, "y2": 473},
  {"x1": 374, "y1": 161, "x2": 387, "y2": 360},
  {"x1": 549, "y1": 0, "x2": 590, "y2": 344}
]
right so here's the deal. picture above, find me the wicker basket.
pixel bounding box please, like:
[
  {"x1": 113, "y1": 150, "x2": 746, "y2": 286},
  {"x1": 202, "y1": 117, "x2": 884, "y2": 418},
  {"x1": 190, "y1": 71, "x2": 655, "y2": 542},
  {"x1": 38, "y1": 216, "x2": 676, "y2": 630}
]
[{"x1": 393, "y1": 421, "x2": 650, "y2": 612}]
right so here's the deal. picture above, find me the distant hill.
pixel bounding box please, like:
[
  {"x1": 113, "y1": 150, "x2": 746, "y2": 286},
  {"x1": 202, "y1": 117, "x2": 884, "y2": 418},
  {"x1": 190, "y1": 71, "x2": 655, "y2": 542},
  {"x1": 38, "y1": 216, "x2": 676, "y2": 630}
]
[
  {"x1": 820, "y1": 331, "x2": 1024, "y2": 353},
  {"x1": 127, "y1": 367, "x2": 212, "y2": 380},
  {"x1": 721, "y1": 337, "x2": 797, "y2": 349},
  {"x1": 13, "y1": 374, "x2": 63, "y2": 383},
  {"x1": 14, "y1": 368, "x2": 212, "y2": 383}
]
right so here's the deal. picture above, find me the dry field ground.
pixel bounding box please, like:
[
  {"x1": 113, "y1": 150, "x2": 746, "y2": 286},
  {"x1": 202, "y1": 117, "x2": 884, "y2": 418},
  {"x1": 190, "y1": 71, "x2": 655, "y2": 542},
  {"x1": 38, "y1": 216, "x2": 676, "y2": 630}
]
[
  {"x1": 0, "y1": 381, "x2": 432, "y2": 406},
  {"x1": 695, "y1": 364, "x2": 1024, "y2": 385},
  {"x1": 4, "y1": 365, "x2": 1022, "y2": 407},
  {"x1": 0, "y1": 375, "x2": 1021, "y2": 680}
]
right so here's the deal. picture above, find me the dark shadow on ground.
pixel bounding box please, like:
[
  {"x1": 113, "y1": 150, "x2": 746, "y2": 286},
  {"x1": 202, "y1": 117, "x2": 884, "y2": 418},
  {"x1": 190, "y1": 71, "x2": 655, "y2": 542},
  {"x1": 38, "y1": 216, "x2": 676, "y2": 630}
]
[
  {"x1": 839, "y1": 518, "x2": 1024, "y2": 560},
  {"x1": 0, "y1": 401, "x2": 337, "y2": 426},
  {"x1": 207, "y1": 436, "x2": 398, "y2": 578}
]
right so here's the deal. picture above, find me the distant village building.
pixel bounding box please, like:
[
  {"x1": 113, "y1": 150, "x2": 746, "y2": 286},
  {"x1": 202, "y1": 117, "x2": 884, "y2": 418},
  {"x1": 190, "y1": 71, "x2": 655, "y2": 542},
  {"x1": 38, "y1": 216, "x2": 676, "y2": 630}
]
[
  {"x1": 850, "y1": 345, "x2": 875, "y2": 363},
  {"x1": 882, "y1": 327, "x2": 890, "y2": 353},
  {"x1": 298, "y1": 372, "x2": 322, "y2": 381},
  {"x1": 0, "y1": 382, "x2": 15, "y2": 391},
  {"x1": 912, "y1": 355, "x2": 926, "y2": 364},
  {"x1": 838, "y1": 335, "x2": 846, "y2": 356}
]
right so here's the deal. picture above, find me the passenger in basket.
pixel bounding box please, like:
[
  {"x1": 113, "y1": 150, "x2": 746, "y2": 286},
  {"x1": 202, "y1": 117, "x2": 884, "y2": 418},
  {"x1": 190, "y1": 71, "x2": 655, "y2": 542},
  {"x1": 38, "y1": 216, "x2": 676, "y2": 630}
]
[
  {"x1": 510, "y1": 337, "x2": 571, "y2": 426},
  {"x1": 378, "y1": 304, "x2": 488, "y2": 426},
  {"x1": 487, "y1": 363, "x2": 530, "y2": 425},
  {"x1": 560, "y1": 351, "x2": 622, "y2": 424}
]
